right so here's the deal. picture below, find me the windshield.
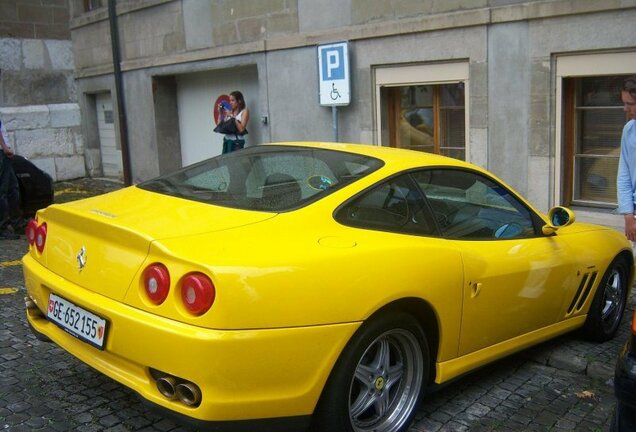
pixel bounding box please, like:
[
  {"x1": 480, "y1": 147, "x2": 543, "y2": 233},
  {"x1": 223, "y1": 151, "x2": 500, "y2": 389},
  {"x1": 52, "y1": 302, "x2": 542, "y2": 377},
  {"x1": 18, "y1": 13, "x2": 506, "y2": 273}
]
[{"x1": 138, "y1": 145, "x2": 384, "y2": 212}]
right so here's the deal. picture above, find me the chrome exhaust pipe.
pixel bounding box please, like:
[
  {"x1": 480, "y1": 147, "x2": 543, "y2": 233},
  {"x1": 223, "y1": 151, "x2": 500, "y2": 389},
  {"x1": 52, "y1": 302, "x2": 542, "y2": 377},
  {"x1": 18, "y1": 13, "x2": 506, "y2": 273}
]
[
  {"x1": 176, "y1": 382, "x2": 202, "y2": 406},
  {"x1": 156, "y1": 376, "x2": 178, "y2": 400},
  {"x1": 25, "y1": 296, "x2": 37, "y2": 309}
]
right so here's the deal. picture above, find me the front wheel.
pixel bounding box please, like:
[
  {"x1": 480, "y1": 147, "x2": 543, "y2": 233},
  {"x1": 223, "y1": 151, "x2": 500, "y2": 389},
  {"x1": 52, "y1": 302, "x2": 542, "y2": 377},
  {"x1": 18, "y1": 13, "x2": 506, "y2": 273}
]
[
  {"x1": 581, "y1": 257, "x2": 629, "y2": 342},
  {"x1": 312, "y1": 312, "x2": 429, "y2": 432}
]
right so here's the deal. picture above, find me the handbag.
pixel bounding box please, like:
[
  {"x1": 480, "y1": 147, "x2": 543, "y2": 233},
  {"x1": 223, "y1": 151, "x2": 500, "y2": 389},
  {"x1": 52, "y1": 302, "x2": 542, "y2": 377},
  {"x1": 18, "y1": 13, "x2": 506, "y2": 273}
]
[{"x1": 214, "y1": 117, "x2": 248, "y2": 135}]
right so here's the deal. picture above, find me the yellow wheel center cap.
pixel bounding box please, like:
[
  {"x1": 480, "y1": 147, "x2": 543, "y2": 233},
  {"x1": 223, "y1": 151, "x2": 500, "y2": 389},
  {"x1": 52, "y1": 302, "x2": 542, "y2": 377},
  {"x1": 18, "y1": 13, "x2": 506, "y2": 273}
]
[{"x1": 374, "y1": 377, "x2": 385, "y2": 390}]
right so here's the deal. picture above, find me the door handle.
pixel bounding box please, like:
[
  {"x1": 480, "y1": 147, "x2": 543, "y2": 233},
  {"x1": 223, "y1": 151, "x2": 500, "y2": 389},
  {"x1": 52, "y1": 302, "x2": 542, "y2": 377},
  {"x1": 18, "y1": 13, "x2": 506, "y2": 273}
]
[{"x1": 470, "y1": 282, "x2": 482, "y2": 298}]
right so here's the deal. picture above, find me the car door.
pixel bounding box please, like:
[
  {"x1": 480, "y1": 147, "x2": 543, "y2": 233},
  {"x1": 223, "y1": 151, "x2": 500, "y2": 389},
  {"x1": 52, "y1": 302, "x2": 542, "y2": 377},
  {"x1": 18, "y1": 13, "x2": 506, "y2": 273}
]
[{"x1": 412, "y1": 168, "x2": 580, "y2": 356}]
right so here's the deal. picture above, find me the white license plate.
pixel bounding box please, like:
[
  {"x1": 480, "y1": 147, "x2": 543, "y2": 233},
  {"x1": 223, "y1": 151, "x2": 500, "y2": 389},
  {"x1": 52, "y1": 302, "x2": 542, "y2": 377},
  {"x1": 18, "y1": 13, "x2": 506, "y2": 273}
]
[{"x1": 47, "y1": 293, "x2": 108, "y2": 349}]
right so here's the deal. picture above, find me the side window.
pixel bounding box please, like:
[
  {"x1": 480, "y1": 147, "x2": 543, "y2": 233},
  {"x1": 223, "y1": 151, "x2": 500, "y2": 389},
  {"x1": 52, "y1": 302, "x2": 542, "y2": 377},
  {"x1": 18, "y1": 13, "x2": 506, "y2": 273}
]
[
  {"x1": 412, "y1": 169, "x2": 538, "y2": 240},
  {"x1": 335, "y1": 174, "x2": 436, "y2": 235}
]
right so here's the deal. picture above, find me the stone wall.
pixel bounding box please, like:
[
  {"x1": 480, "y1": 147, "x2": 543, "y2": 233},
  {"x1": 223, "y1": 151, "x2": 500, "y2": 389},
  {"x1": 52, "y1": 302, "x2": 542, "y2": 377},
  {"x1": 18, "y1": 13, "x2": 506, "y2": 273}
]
[
  {"x1": 0, "y1": 104, "x2": 85, "y2": 181},
  {"x1": 0, "y1": 36, "x2": 84, "y2": 181},
  {"x1": 0, "y1": 0, "x2": 71, "y2": 40}
]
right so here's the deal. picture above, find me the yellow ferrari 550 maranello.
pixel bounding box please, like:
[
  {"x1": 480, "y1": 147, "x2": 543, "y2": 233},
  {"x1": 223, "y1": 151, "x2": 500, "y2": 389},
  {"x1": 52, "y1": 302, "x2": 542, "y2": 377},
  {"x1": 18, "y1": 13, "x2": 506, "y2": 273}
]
[{"x1": 23, "y1": 142, "x2": 633, "y2": 432}]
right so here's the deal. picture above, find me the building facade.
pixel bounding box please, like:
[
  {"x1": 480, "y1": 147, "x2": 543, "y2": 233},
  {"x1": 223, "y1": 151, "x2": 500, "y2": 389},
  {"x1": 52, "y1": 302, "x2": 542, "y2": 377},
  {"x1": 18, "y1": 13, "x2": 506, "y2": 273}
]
[
  {"x1": 0, "y1": 0, "x2": 85, "y2": 182},
  {"x1": 69, "y1": 0, "x2": 636, "y2": 228}
]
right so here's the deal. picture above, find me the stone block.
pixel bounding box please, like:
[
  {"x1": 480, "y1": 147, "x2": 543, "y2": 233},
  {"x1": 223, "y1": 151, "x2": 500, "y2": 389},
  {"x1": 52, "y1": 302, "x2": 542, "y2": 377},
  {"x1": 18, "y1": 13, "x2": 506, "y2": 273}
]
[
  {"x1": 16, "y1": 4, "x2": 52, "y2": 24},
  {"x1": 0, "y1": 38, "x2": 22, "y2": 71},
  {"x1": 23, "y1": 39, "x2": 45, "y2": 69},
  {"x1": 267, "y1": 11, "x2": 298, "y2": 35},
  {"x1": 49, "y1": 104, "x2": 80, "y2": 128},
  {"x1": 55, "y1": 155, "x2": 86, "y2": 181},
  {"x1": 15, "y1": 128, "x2": 74, "y2": 158},
  {"x1": 0, "y1": 105, "x2": 50, "y2": 130},
  {"x1": 45, "y1": 40, "x2": 73, "y2": 70},
  {"x1": 230, "y1": 0, "x2": 286, "y2": 19},
  {"x1": 586, "y1": 360, "x2": 614, "y2": 381},
  {"x1": 548, "y1": 349, "x2": 586, "y2": 374},
  {"x1": 30, "y1": 157, "x2": 57, "y2": 182},
  {"x1": 299, "y1": 0, "x2": 349, "y2": 32},
  {"x1": 3, "y1": 70, "x2": 72, "y2": 105},
  {"x1": 237, "y1": 17, "x2": 266, "y2": 41}
]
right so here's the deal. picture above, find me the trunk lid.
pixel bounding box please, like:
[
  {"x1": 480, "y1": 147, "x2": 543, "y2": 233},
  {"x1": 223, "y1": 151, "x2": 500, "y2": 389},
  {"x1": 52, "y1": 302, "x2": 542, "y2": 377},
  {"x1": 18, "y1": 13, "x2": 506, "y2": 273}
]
[{"x1": 34, "y1": 186, "x2": 275, "y2": 301}]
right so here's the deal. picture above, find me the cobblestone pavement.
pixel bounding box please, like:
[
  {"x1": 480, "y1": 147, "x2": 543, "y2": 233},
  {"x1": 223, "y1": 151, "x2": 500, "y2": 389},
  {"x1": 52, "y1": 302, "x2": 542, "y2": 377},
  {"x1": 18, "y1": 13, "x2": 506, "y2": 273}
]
[{"x1": 0, "y1": 178, "x2": 633, "y2": 431}]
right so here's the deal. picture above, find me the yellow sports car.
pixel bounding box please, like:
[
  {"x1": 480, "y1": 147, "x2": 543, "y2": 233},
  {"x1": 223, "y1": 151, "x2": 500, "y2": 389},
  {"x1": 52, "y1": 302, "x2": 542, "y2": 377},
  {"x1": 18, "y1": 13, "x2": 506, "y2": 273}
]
[{"x1": 23, "y1": 142, "x2": 633, "y2": 432}]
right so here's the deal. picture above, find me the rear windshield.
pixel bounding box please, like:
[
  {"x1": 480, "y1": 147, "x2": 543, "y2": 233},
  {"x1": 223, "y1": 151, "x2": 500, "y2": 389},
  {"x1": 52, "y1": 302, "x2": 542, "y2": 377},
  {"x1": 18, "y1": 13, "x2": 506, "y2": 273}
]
[{"x1": 138, "y1": 145, "x2": 384, "y2": 212}]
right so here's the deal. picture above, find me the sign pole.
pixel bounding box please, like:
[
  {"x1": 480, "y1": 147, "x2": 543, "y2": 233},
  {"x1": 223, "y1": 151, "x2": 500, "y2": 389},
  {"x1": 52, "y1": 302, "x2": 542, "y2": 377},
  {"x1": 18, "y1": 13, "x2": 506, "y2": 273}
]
[
  {"x1": 332, "y1": 106, "x2": 338, "y2": 142},
  {"x1": 318, "y1": 41, "x2": 350, "y2": 143}
]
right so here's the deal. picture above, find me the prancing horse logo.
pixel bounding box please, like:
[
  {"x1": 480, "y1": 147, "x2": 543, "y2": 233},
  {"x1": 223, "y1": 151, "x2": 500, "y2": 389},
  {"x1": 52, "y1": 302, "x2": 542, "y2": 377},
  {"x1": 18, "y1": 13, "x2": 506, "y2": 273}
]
[{"x1": 76, "y1": 246, "x2": 87, "y2": 272}]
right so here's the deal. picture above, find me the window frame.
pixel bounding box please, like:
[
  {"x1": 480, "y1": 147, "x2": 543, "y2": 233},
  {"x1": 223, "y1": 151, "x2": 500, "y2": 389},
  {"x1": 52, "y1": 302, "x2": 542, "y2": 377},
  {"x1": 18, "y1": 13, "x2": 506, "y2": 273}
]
[
  {"x1": 554, "y1": 52, "x2": 636, "y2": 208},
  {"x1": 374, "y1": 62, "x2": 470, "y2": 160}
]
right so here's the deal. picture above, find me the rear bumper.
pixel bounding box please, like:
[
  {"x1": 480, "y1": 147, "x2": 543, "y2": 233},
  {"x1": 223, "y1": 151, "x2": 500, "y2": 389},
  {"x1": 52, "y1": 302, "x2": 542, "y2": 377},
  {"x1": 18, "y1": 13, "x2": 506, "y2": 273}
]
[{"x1": 23, "y1": 253, "x2": 358, "y2": 426}]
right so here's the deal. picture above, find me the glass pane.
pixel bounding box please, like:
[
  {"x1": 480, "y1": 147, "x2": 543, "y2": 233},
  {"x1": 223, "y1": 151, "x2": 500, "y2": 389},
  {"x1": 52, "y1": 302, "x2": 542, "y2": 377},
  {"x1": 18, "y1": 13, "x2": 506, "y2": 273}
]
[
  {"x1": 577, "y1": 109, "x2": 624, "y2": 155},
  {"x1": 401, "y1": 86, "x2": 432, "y2": 106},
  {"x1": 392, "y1": 83, "x2": 465, "y2": 159},
  {"x1": 413, "y1": 169, "x2": 536, "y2": 239},
  {"x1": 578, "y1": 76, "x2": 627, "y2": 107},
  {"x1": 440, "y1": 108, "x2": 465, "y2": 153},
  {"x1": 335, "y1": 175, "x2": 435, "y2": 235},
  {"x1": 573, "y1": 156, "x2": 619, "y2": 204},
  {"x1": 138, "y1": 145, "x2": 384, "y2": 212},
  {"x1": 441, "y1": 148, "x2": 465, "y2": 160},
  {"x1": 398, "y1": 86, "x2": 434, "y2": 151},
  {"x1": 440, "y1": 83, "x2": 465, "y2": 107}
]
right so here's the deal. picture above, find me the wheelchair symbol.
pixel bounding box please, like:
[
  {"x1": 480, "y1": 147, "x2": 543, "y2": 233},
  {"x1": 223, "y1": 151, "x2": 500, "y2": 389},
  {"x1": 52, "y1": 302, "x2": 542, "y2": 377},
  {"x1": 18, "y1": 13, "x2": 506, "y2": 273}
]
[{"x1": 330, "y1": 83, "x2": 341, "y2": 100}]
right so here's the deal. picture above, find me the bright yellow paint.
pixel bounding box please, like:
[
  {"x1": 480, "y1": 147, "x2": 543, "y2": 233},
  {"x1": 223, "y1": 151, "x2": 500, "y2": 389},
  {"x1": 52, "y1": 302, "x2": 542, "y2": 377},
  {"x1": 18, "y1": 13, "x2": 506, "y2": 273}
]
[
  {"x1": 22, "y1": 142, "x2": 634, "y2": 423},
  {"x1": 0, "y1": 288, "x2": 18, "y2": 294},
  {"x1": 0, "y1": 260, "x2": 21, "y2": 268}
]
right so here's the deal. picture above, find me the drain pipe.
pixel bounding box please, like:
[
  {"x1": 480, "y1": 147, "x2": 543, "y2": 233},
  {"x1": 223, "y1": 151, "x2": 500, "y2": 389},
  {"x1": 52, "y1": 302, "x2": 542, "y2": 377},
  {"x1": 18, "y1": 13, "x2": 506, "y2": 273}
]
[{"x1": 108, "y1": 0, "x2": 132, "y2": 185}]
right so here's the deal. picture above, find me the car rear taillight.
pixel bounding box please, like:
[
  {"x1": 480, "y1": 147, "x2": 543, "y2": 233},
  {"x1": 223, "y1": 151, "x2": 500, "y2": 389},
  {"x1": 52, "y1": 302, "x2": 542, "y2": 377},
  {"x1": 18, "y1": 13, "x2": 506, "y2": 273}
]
[
  {"x1": 632, "y1": 311, "x2": 636, "y2": 334},
  {"x1": 181, "y1": 273, "x2": 215, "y2": 315},
  {"x1": 143, "y1": 263, "x2": 170, "y2": 305},
  {"x1": 35, "y1": 223, "x2": 47, "y2": 253},
  {"x1": 26, "y1": 219, "x2": 38, "y2": 245}
]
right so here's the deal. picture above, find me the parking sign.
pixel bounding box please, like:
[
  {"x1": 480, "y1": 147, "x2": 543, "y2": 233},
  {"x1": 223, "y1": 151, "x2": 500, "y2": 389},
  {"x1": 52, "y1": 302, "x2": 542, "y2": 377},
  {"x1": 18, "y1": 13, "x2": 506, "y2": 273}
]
[{"x1": 318, "y1": 42, "x2": 350, "y2": 106}]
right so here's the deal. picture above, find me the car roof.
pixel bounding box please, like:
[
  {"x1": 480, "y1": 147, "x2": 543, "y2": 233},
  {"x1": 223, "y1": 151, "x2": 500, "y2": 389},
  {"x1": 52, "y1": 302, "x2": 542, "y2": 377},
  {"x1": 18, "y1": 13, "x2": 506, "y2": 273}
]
[{"x1": 264, "y1": 141, "x2": 476, "y2": 172}]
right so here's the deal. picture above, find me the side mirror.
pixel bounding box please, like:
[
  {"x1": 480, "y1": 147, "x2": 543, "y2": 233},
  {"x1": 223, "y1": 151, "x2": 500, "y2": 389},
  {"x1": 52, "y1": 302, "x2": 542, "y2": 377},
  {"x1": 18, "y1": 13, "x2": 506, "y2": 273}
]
[{"x1": 542, "y1": 206, "x2": 576, "y2": 235}]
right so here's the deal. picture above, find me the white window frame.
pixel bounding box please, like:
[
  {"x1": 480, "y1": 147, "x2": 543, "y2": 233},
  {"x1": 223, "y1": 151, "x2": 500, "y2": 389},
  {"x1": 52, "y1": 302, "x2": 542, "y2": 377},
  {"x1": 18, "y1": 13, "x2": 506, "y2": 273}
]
[
  {"x1": 373, "y1": 62, "x2": 470, "y2": 160},
  {"x1": 554, "y1": 52, "x2": 636, "y2": 206}
]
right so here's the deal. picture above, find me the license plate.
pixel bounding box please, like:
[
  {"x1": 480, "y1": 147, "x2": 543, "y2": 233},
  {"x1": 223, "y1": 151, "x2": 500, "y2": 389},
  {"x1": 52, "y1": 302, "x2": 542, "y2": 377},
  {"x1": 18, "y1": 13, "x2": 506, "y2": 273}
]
[{"x1": 47, "y1": 293, "x2": 108, "y2": 349}]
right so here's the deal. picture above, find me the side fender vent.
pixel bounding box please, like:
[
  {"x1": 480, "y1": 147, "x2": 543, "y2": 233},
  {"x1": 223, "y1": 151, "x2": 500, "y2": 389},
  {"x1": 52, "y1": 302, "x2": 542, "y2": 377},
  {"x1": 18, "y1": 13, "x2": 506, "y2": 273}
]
[{"x1": 566, "y1": 271, "x2": 598, "y2": 315}]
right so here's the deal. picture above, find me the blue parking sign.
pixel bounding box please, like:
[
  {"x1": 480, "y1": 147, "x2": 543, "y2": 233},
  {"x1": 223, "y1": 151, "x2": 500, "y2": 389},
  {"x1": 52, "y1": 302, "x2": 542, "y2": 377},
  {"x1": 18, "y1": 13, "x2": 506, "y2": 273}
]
[
  {"x1": 318, "y1": 42, "x2": 350, "y2": 106},
  {"x1": 321, "y1": 46, "x2": 345, "y2": 80}
]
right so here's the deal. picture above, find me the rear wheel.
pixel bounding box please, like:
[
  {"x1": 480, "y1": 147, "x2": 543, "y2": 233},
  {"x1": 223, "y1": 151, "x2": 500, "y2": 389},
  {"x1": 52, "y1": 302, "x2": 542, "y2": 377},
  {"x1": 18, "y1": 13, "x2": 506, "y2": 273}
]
[
  {"x1": 581, "y1": 257, "x2": 628, "y2": 342},
  {"x1": 312, "y1": 312, "x2": 428, "y2": 432}
]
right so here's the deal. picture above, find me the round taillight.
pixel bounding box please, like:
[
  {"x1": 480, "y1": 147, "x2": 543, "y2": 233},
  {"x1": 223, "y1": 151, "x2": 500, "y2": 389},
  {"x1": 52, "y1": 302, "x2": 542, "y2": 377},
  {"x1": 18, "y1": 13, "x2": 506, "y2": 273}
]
[
  {"x1": 26, "y1": 219, "x2": 38, "y2": 245},
  {"x1": 143, "y1": 264, "x2": 170, "y2": 305},
  {"x1": 35, "y1": 223, "x2": 47, "y2": 253},
  {"x1": 181, "y1": 273, "x2": 215, "y2": 315}
]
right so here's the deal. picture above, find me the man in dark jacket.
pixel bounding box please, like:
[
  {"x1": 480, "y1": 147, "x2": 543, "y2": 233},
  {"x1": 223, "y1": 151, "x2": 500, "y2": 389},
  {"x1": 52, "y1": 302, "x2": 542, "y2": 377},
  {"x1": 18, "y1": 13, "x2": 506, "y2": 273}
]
[{"x1": 0, "y1": 118, "x2": 22, "y2": 239}]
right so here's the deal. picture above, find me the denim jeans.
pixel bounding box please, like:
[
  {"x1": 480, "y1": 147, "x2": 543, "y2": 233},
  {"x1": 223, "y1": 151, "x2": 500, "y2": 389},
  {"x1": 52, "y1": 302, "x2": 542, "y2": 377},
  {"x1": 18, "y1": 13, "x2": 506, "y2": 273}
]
[{"x1": 0, "y1": 151, "x2": 21, "y2": 230}]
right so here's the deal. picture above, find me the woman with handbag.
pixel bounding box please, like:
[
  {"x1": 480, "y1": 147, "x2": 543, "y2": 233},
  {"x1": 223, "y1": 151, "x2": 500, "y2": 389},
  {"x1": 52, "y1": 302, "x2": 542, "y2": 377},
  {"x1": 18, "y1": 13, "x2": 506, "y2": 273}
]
[{"x1": 216, "y1": 91, "x2": 250, "y2": 154}]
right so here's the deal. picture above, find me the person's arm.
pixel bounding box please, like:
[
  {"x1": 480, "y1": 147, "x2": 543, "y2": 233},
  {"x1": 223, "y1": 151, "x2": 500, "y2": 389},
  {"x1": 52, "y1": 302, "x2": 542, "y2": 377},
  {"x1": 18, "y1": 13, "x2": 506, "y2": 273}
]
[
  {"x1": 617, "y1": 125, "x2": 636, "y2": 239},
  {"x1": 235, "y1": 108, "x2": 249, "y2": 134},
  {"x1": 0, "y1": 127, "x2": 13, "y2": 158}
]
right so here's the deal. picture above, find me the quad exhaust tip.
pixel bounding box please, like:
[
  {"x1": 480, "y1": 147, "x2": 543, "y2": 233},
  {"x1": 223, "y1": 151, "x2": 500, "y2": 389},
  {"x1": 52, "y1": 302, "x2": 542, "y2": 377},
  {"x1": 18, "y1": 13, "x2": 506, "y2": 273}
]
[{"x1": 152, "y1": 370, "x2": 201, "y2": 407}]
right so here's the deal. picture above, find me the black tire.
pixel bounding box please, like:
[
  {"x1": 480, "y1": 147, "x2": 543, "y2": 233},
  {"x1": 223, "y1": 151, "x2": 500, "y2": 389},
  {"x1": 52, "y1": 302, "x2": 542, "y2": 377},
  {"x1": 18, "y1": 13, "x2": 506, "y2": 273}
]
[
  {"x1": 311, "y1": 312, "x2": 429, "y2": 432},
  {"x1": 581, "y1": 257, "x2": 629, "y2": 342}
]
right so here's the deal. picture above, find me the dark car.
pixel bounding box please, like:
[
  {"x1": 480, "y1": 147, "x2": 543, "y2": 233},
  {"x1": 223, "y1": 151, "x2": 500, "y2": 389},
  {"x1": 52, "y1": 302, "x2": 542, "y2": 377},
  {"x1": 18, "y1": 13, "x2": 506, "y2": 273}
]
[
  {"x1": 9, "y1": 155, "x2": 54, "y2": 217},
  {"x1": 613, "y1": 309, "x2": 636, "y2": 432}
]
